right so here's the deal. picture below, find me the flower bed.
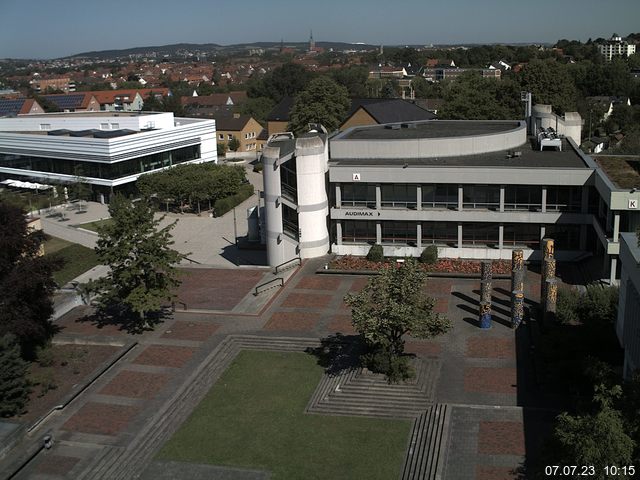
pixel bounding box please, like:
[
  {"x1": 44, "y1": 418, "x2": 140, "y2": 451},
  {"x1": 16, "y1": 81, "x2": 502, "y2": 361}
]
[{"x1": 329, "y1": 255, "x2": 511, "y2": 275}]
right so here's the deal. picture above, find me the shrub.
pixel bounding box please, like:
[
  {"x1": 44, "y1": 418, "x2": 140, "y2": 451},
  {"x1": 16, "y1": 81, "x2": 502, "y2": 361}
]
[
  {"x1": 366, "y1": 244, "x2": 384, "y2": 262},
  {"x1": 35, "y1": 345, "x2": 56, "y2": 367},
  {"x1": 217, "y1": 142, "x2": 227, "y2": 157},
  {"x1": 419, "y1": 245, "x2": 438, "y2": 264},
  {"x1": 557, "y1": 287, "x2": 581, "y2": 324},
  {"x1": 362, "y1": 348, "x2": 414, "y2": 383},
  {"x1": 579, "y1": 284, "x2": 619, "y2": 326},
  {"x1": 253, "y1": 162, "x2": 263, "y2": 173},
  {"x1": 213, "y1": 183, "x2": 255, "y2": 217}
]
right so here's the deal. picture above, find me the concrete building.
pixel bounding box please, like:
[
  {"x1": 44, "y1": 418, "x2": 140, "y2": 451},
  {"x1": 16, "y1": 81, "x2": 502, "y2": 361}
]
[
  {"x1": 261, "y1": 110, "x2": 640, "y2": 285},
  {"x1": 617, "y1": 232, "x2": 640, "y2": 379},
  {"x1": 598, "y1": 34, "x2": 636, "y2": 62},
  {"x1": 0, "y1": 111, "x2": 216, "y2": 201}
]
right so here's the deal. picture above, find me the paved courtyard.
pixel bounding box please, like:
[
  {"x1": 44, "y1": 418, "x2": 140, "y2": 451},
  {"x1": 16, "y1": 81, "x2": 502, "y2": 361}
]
[{"x1": 1, "y1": 257, "x2": 560, "y2": 480}]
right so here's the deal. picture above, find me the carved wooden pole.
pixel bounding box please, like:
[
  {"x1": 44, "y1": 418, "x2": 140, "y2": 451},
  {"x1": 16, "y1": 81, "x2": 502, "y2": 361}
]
[
  {"x1": 511, "y1": 249, "x2": 525, "y2": 328},
  {"x1": 511, "y1": 290, "x2": 524, "y2": 328},
  {"x1": 544, "y1": 278, "x2": 558, "y2": 323},
  {"x1": 479, "y1": 301, "x2": 492, "y2": 329},
  {"x1": 540, "y1": 238, "x2": 555, "y2": 313},
  {"x1": 479, "y1": 260, "x2": 493, "y2": 328}
]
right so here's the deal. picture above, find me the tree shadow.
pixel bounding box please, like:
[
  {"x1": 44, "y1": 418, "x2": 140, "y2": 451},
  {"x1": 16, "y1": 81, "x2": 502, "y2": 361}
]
[
  {"x1": 305, "y1": 333, "x2": 364, "y2": 376},
  {"x1": 76, "y1": 303, "x2": 171, "y2": 335},
  {"x1": 494, "y1": 287, "x2": 538, "y2": 307},
  {"x1": 452, "y1": 291, "x2": 512, "y2": 327}
]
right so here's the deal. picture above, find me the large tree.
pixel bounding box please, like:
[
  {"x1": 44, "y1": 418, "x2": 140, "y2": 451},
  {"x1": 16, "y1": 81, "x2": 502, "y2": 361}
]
[
  {"x1": 344, "y1": 259, "x2": 451, "y2": 381},
  {"x1": 84, "y1": 196, "x2": 184, "y2": 327},
  {"x1": 288, "y1": 76, "x2": 350, "y2": 134},
  {"x1": 0, "y1": 202, "x2": 61, "y2": 357},
  {"x1": 517, "y1": 58, "x2": 578, "y2": 113},
  {"x1": 0, "y1": 334, "x2": 30, "y2": 417}
]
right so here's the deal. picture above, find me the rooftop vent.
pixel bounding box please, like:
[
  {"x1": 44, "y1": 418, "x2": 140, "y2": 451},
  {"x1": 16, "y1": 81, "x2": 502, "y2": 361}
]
[
  {"x1": 537, "y1": 128, "x2": 563, "y2": 151},
  {"x1": 401, "y1": 123, "x2": 417, "y2": 129},
  {"x1": 384, "y1": 124, "x2": 401, "y2": 130}
]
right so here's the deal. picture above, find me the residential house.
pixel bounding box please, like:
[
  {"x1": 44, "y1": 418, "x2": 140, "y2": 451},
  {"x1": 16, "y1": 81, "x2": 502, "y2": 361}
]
[
  {"x1": 0, "y1": 98, "x2": 45, "y2": 117},
  {"x1": 41, "y1": 93, "x2": 101, "y2": 112},
  {"x1": 340, "y1": 99, "x2": 436, "y2": 130},
  {"x1": 216, "y1": 114, "x2": 264, "y2": 154}
]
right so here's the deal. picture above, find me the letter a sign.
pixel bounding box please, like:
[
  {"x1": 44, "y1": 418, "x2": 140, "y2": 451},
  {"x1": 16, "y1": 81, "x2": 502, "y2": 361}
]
[{"x1": 352, "y1": 173, "x2": 361, "y2": 181}]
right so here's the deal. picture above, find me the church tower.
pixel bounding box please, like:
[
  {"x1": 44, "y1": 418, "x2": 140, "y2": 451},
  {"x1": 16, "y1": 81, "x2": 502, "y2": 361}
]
[{"x1": 309, "y1": 30, "x2": 315, "y2": 52}]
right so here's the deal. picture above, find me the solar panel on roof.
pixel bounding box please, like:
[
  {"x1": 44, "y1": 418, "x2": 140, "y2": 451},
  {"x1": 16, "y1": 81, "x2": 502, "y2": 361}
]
[
  {"x1": 0, "y1": 99, "x2": 25, "y2": 116},
  {"x1": 44, "y1": 94, "x2": 84, "y2": 109}
]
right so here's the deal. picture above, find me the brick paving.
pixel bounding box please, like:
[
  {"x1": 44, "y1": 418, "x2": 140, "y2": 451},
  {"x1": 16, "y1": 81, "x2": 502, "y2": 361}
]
[
  {"x1": 62, "y1": 402, "x2": 140, "y2": 436},
  {"x1": 7, "y1": 255, "x2": 567, "y2": 480},
  {"x1": 35, "y1": 455, "x2": 80, "y2": 476},
  {"x1": 132, "y1": 345, "x2": 196, "y2": 368},
  {"x1": 99, "y1": 371, "x2": 170, "y2": 399},
  {"x1": 477, "y1": 421, "x2": 525, "y2": 455},
  {"x1": 464, "y1": 367, "x2": 518, "y2": 395},
  {"x1": 161, "y1": 320, "x2": 219, "y2": 341},
  {"x1": 466, "y1": 337, "x2": 516, "y2": 359},
  {"x1": 263, "y1": 311, "x2": 319, "y2": 332},
  {"x1": 280, "y1": 292, "x2": 333, "y2": 309},
  {"x1": 175, "y1": 268, "x2": 265, "y2": 310}
]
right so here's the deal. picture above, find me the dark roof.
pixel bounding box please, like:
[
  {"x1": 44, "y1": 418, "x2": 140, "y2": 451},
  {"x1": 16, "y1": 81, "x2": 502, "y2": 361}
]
[
  {"x1": 0, "y1": 98, "x2": 28, "y2": 117},
  {"x1": 342, "y1": 120, "x2": 514, "y2": 140},
  {"x1": 331, "y1": 138, "x2": 588, "y2": 169},
  {"x1": 42, "y1": 93, "x2": 87, "y2": 110},
  {"x1": 351, "y1": 98, "x2": 437, "y2": 124},
  {"x1": 266, "y1": 96, "x2": 294, "y2": 122},
  {"x1": 215, "y1": 114, "x2": 252, "y2": 131}
]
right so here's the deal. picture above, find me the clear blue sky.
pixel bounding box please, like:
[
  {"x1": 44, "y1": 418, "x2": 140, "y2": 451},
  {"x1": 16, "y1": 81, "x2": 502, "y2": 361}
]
[{"x1": 1, "y1": 0, "x2": 639, "y2": 59}]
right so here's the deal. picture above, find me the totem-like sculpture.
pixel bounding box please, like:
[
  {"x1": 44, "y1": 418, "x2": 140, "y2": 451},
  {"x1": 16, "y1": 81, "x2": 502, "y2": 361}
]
[
  {"x1": 511, "y1": 249, "x2": 525, "y2": 328},
  {"x1": 540, "y1": 238, "x2": 555, "y2": 312},
  {"x1": 544, "y1": 277, "x2": 558, "y2": 323},
  {"x1": 479, "y1": 260, "x2": 493, "y2": 328}
]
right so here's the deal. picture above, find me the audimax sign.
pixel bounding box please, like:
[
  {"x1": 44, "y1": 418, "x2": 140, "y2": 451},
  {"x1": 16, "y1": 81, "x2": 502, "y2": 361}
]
[{"x1": 343, "y1": 210, "x2": 381, "y2": 217}]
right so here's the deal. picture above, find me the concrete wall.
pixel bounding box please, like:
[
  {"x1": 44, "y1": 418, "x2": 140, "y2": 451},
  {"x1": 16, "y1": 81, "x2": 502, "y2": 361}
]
[
  {"x1": 617, "y1": 232, "x2": 640, "y2": 379},
  {"x1": 295, "y1": 135, "x2": 330, "y2": 259},
  {"x1": 531, "y1": 105, "x2": 582, "y2": 145},
  {"x1": 263, "y1": 144, "x2": 286, "y2": 267},
  {"x1": 340, "y1": 108, "x2": 377, "y2": 131},
  {"x1": 0, "y1": 111, "x2": 175, "y2": 131}
]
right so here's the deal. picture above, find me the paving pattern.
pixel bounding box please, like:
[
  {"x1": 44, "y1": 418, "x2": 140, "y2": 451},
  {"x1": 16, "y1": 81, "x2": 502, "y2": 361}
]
[{"x1": 2, "y1": 257, "x2": 562, "y2": 480}]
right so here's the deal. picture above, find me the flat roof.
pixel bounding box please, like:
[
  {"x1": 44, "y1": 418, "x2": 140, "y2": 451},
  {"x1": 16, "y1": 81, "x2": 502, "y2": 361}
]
[
  {"x1": 594, "y1": 156, "x2": 640, "y2": 189},
  {"x1": 11, "y1": 111, "x2": 162, "y2": 119},
  {"x1": 340, "y1": 120, "x2": 522, "y2": 140},
  {"x1": 331, "y1": 138, "x2": 590, "y2": 169}
]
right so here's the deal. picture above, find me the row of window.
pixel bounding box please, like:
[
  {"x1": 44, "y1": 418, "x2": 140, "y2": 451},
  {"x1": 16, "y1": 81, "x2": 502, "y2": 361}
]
[
  {"x1": 340, "y1": 184, "x2": 583, "y2": 212},
  {"x1": 0, "y1": 145, "x2": 200, "y2": 180},
  {"x1": 340, "y1": 220, "x2": 581, "y2": 249}
]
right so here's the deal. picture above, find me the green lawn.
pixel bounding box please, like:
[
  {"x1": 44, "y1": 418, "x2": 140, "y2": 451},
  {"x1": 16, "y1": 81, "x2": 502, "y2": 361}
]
[
  {"x1": 75, "y1": 218, "x2": 112, "y2": 232},
  {"x1": 158, "y1": 350, "x2": 411, "y2": 480},
  {"x1": 44, "y1": 236, "x2": 99, "y2": 286}
]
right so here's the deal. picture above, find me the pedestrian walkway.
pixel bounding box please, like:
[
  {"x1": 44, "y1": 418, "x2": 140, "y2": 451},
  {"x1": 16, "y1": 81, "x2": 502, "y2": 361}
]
[{"x1": 2, "y1": 257, "x2": 558, "y2": 480}]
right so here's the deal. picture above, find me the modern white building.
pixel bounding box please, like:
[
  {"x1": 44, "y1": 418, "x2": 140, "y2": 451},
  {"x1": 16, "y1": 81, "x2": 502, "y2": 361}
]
[
  {"x1": 598, "y1": 34, "x2": 636, "y2": 62},
  {"x1": 261, "y1": 110, "x2": 640, "y2": 285},
  {"x1": 0, "y1": 111, "x2": 216, "y2": 201}
]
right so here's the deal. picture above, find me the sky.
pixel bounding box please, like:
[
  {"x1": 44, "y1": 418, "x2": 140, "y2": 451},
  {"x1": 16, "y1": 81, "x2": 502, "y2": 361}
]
[{"x1": 1, "y1": 0, "x2": 639, "y2": 59}]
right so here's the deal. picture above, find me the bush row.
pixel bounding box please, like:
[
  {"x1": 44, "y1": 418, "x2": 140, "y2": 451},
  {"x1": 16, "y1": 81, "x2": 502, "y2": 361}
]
[
  {"x1": 366, "y1": 244, "x2": 439, "y2": 264},
  {"x1": 213, "y1": 183, "x2": 255, "y2": 217}
]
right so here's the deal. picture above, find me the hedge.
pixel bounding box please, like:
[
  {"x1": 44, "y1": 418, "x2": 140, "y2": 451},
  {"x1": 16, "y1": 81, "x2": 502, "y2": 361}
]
[{"x1": 213, "y1": 183, "x2": 255, "y2": 217}]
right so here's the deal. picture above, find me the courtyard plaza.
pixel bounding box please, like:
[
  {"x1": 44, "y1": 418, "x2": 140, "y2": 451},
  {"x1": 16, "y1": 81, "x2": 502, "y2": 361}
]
[{"x1": 0, "y1": 251, "x2": 574, "y2": 480}]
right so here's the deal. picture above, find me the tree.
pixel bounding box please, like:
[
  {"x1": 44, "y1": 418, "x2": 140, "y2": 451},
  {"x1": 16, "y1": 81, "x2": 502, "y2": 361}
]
[
  {"x1": 84, "y1": 196, "x2": 185, "y2": 328},
  {"x1": 288, "y1": 76, "x2": 350, "y2": 134},
  {"x1": 0, "y1": 334, "x2": 30, "y2": 417},
  {"x1": 331, "y1": 66, "x2": 370, "y2": 98},
  {"x1": 227, "y1": 137, "x2": 241, "y2": 152},
  {"x1": 247, "y1": 63, "x2": 314, "y2": 102},
  {"x1": 344, "y1": 259, "x2": 451, "y2": 381},
  {"x1": 543, "y1": 406, "x2": 634, "y2": 480},
  {"x1": 70, "y1": 165, "x2": 92, "y2": 203},
  {"x1": 517, "y1": 59, "x2": 578, "y2": 113},
  {"x1": 0, "y1": 202, "x2": 61, "y2": 357},
  {"x1": 238, "y1": 96, "x2": 275, "y2": 125}
]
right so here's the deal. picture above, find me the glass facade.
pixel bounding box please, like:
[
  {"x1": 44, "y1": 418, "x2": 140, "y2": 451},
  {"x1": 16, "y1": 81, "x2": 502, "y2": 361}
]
[
  {"x1": 422, "y1": 222, "x2": 458, "y2": 246},
  {"x1": 462, "y1": 223, "x2": 499, "y2": 246},
  {"x1": 503, "y1": 223, "x2": 540, "y2": 248},
  {"x1": 282, "y1": 204, "x2": 299, "y2": 239},
  {"x1": 504, "y1": 186, "x2": 542, "y2": 211},
  {"x1": 0, "y1": 145, "x2": 200, "y2": 180},
  {"x1": 422, "y1": 184, "x2": 458, "y2": 209},
  {"x1": 342, "y1": 220, "x2": 376, "y2": 244},
  {"x1": 280, "y1": 158, "x2": 297, "y2": 202},
  {"x1": 545, "y1": 224, "x2": 581, "y2": 250},
  {"x1": 342, "y1": 183, "x2": 375, "y2": 208},
  {"x1": 546, "y1": 186, "x2": 581, "y2": 212},
  {"x1": 381, "y1": 221, "x2": 416, "y2": 244},
  {"x1": 463, "y1": 185, "x2": 500, "y2": 210},
  {"x1": 381, "y1": 184, "x2": 417, "y2": 208}
]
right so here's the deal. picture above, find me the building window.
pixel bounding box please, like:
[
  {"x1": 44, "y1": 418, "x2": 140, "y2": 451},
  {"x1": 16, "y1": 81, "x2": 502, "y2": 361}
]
[
  {"x1": 462, "y1": 223, "x2": 499, "y2": 247},
  {"x1": 422, "y1": 184, "x2": 458, "y2": 209},
  {"x1": 110, "y1": 123, "x2": 119, "y2": 129},
  {"x1": 342, "y1": 183, "x2": 376, "y2": 208},
  {"x1": 502, "y1": 223, "x2": 540, "y2": 248},
  {"x1": 228, "y1": 134, "x2": 233, "y2": 140},
  {"x1": 280, "y1": 158, "x2": 297, "y2": 202},
  {"x1": 342, "y1": 220, "x2": 376, "y2": 244},
  {"x1": 219, "y1": 134, "x2": 223, "y2": 140},
  {"x1": 504, "y1": 186, "x2": 542, "y2": 211},
  {"x1": 381, "y1": 221, "x2": 416, "y2": 245},
  {"x1": 463, "y1": 185, "x2": 500, "y2": 210},
  {"x1": 381, "y1": 184, "x2": 417, "y2": 209},
  {"x1": 100, "y1": 123, "x2": 109, "y2": 130},
  {"x1": 39, "y1": 124, "x2": 51, "y2": 131},
  {"x1": 282, "y1": 204, "x2": 299, "y2": 240},
  {"x1": 544, "y1": 224, "x2": 581, "y2": 250},
  {"x1": 422, "y1": 222, "x2": 458, "y2": 246},
  {"x1": 546, "y1": 186, "x2": 581, "y2": 212}
]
